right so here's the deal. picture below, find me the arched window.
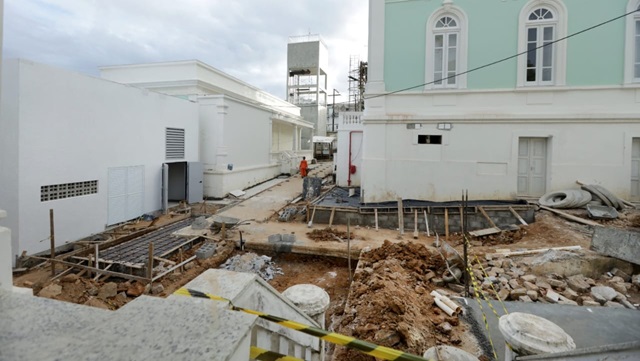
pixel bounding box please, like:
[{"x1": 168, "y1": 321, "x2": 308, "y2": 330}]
[
  {"x1": 433, "y1": 16, "x2": 460, "y2": 87},
  {"x1": 425, "y1": 6, "x2": 468, "y2": 90},
  {"x1": 525, "y1": 7, "x2": 556, "y2": 85},
  {"x1": 626, "y1": 1, "x2": 640, "y2": 83},
  {"x1": 517, "y1": 0, "x2": 567, "y2": 87}
]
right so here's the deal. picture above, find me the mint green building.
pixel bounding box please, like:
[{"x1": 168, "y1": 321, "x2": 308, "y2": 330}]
[{"x1": 360, "y1": 0, "x2": 640, "y2": 203}]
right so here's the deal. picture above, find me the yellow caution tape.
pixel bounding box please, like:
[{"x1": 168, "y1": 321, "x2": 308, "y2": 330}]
[
  {"x1": 175, "y1": 288, "x2": 434, "y2": 361},
  {"x1": 250, "y1": 346, "x2": 304, "y2": 361}
]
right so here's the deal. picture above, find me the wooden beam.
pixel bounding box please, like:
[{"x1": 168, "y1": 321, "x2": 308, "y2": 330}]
[
  {"x1": 152, "y1": 256, "x2": 197, "y2": 282},
  {"x1": 329, "y1": 207, "x2": 336, "y2": 227},
  {"x1": 398, "y1": 198, "x2": 404, "y2": 235},
  {"x1": 496, "y1": 245, "x2": 582, "y2": 257},
  {"x1": 539, "y1": 205, "x2": 601, "y2": 227},
  {"x1": 444, "y1": 208, "x2": 449, "y2": 241},
  {"x1": 374, "y1": 209, "x2": 379, "y2": 231},
  {"x1": 28, "y1": 256, "x2": 149, "y2": 282},
  {"x1": 478, "y1": 206, "x2": 498, "y2": 228},
  {"x1": 509, "y1": 207, "x2": 528, "y2": 226},
  {"x1": 424, "y1": 210, "x2": 430, "y2": 237},
  {"x1": 413, "y1": 209, "x2": 419, "y2": 239}
]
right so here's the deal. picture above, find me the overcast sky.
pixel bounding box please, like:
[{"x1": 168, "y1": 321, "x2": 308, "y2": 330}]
[{"x1": 4, "y1": 0, "x2": 368, "y2": 101}]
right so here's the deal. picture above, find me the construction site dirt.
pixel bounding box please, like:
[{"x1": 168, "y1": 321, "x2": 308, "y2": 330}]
[{"x1": 12, "y1": 199, "x2": 640, "y2": 360}]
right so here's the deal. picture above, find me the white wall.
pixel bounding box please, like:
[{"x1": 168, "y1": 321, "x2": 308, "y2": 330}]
[
  {"x1": 361, "y1": 120, "x2": 640, "y2": 202},
  {"x1": 199, "y1": 96, "x2": 282, "y2": 198},
  {"x1": 336, "y1": 112, "x2": 364, "y2": 187},
  {"x1": 0, "y1": 60, "x2": 199, "y2": 262}
]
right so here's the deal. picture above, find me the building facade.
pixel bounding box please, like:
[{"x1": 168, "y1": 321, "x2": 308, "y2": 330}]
[
  {"x1": 0, "y1": 60, "x2": 200, "y2": 264},
  {"x1": 101, "y1": 60, "x2": 314, "y2": 198},
  {"x1": 362, "y1": 0, "x2": 640, "y2": 202}
]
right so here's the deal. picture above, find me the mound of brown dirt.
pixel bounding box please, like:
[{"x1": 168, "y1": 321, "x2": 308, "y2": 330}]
[
  {"x1": 333, "y1": 240, "x2": 467, "y2": 361},
  {"x1": 306, "y1": 227, "x2": 355, "y2": 242}
]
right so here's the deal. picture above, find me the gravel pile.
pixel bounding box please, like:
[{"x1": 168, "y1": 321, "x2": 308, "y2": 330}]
[{"x1": 220, "y1": 252, "x2": 283, "y2": 281}]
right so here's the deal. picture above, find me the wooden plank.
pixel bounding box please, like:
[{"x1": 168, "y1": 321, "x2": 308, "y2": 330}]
[
  {"x1": 509, "y1": 206, "x2": 528, "y2": 226},
  {"x1": 469, "y1": 227, "x2": 502, "y2": 237},
  {"x1": 95, "y1": 264, "x2": 113, "y2": 281},
  {"x1": 444, "y1": 208, "x2": 449, "y2": 241},
  {"x1": 329, "y1": 207, "x2": 336, "y2": 227},
  {"x1": 154, "y1": 256, "x2": 176, "y2": 266},
  {"x1": 459, "y1": 207, "x2": 464, "y2": 234},
  {"x1": 374, "y1": 209, "x2": 379, "y2": 231},
  {"x1": 539, "y1": 205, "x2": 601, "y2": 227},
  {"x1": 496, "y1": 245, "x2": 581, "y2": 257},
  {"x1": 28, "y1": 256, "x2": 149, "y2": 282},
  {"x1": 310, "y1": 205, "x2": 317, "y2": 224},
  {"x1": 398, "y1": 198, "x2": 404, "y2": 235},
  {"x1": 413, "y1": 209, "x2": 419, "y2": 239},
  {"x1": 424, "y1": 210, "x2": 430, "y2": 237},
  {"x1": 478, "y1": 206, "x2": 498, "y2": 228}
]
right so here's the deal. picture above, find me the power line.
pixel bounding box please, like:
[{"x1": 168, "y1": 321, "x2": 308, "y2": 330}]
[{"x1": 362, "y1": 7, "x2": 640, "y2": 101}]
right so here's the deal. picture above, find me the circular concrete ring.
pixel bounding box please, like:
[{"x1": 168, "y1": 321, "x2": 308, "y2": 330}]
[
  {"x1": 592, "y1": 185, "x2": 622, "y2": 210},
  {"x1": 539, "y1": 191, "x2": 575, "y2": 209},
  {"x1": 282, "y1": 284, "x2": 330, "y2": 317},
  {"x1": 581, "y1": 185, "x2": 614, "y2": 208},
  {"x1": 423, "y1": 345, "x2": 479, "y2": 361},
  {"x1": 498, "y1": 312, "x2": 576, "y2": 356}
]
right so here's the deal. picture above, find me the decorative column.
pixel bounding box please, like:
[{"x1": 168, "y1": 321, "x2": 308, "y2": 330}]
[{"x1": 283, "y1": 284, "x2": 330, "y2": 361}]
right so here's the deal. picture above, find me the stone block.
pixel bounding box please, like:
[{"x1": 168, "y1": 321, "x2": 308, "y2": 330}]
[
  {"x1": 523, "y1": 281, "x2": 539, "y2": 292},
  {"x1": 632, "y1": 274, "x2": 640, "y2": 286},
  {"x1": 548, "y1": 279, "x2": 566, "y2": 289},
  {"x1": 38, "y1": 284, "x2": 62, "y2": 298},
  {"x1": 510, "y1": 288, "x2": 527, "y2": 299},
  {"x1": 544, "y1": 289, "x2": 561, "y2": 303},
  {"x1": 566, "y1": 275, "x2": 590, "y2": 293},
  {"x1": 536, "y1": 280, "x2": 551, "y2": 290},
  {"x1": 519, "y1": 295, "x2": 533, "y2": 303},
  {"x1": 98, "y1": 282, "x2": 117, "y2": 301},
  {"x1": 582, "y1": 300, "x2": 601, "y2": 307},
  {"x1": 498, "y1": 288, "x2": 510, "y2": 301},
  {"x1": 591, "y1": 286, "x2": 617, "y2": 304},
  {"x1": 151, "y1": 283, "x2": 165, "y2": 295},
  {"x1": 508, "y1": 279, "x2": 520, "y2": 290},
  {"x1": 609, "y1": 282, "x2": 628, "y2": 294},
  {"x1": 592, "y1": 227, "x2": 640, "y2": 266},
  {"x1": 521, "y1": 274, "x2": 537, "y2": 283},
  {"x1": 61, "y1": 274, "x2": 79, "y2": 283},
  {"x1": 562, "y1": 288, "x2": 579, "y2": 301},
  {"x1": 610, "y1": 276, "x2": 625, "y2": 283},
  {"x1": 526, "y1": 290, "x2": 538, "y2": 301},
  {"x1": 605, "y1": 301, "x2": 626, "y2": 308}
]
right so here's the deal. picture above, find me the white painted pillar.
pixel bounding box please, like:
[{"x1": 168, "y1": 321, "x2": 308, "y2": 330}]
[
  {"x1": 293, "y1": 125, "x2": 298, "y2": 151},
  {"x1": 364, "y1": 0, "x2": 386, "y2": 117},
  {"x1": 0, "y1": 210, "x2": 12, "y2": 291},
  {"x1": 215, "y1": 103, "x2": 229, "y2": 171}
]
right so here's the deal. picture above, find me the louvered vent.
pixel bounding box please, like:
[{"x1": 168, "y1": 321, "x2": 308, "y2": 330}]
[{"x1": 166, "y1": 128, "x2": 185, "y2": 159}]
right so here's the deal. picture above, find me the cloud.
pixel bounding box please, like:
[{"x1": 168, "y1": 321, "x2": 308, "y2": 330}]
[{"x1": 4, "y1": 0, "x2": 368, "y2": 100}]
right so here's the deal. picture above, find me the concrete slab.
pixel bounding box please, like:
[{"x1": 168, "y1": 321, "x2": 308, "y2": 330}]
[
  {"x1": 463, "y1": 298, "x2": 640, "y2": 361},
  {"x1": 591, "y1": 227, "x2": 640, "y2": 266}
]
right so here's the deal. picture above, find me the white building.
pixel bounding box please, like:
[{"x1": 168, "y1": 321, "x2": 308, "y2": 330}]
[
  {"x1": 101, "y1": 60, "x2": 314, "y2": 198},
  {"x1": 335, "y1": 112, "x2": 364, "y2": 188},
  {"x1": 361, "y1": 0, "x2": 640, "y2": 203},
  {"x1": 0, "y1": 59, "x2": 200, "y2": 265}
]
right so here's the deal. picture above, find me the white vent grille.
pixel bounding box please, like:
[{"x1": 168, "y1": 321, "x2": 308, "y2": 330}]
[
  {"x1": 41, "y1": 180, "x2": 98, "y2": 202},
  {"x1": 166, "y1": 128, "x2": 185, "y2": 159}
]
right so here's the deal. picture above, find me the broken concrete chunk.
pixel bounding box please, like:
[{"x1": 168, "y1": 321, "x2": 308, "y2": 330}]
[
  {"x1": 61, "y1": 274, "x2": 79, "y2": 283},
  {"x1": 610, "y1": 276, "x2": 625, "y2": 284},
  {"x1": 437, "y1": 322, "x2": 453, "y2": 334},
  {"x1": 38, "y1": 284, "x2": 62, "y2": 299},
  {"x1": 84, "y1": 297, "x2": 110, "y2": 310},
  {"x1": 508, "y1": 279, "x2": 520, "y2": 290},
  {"x1": 611, "y1": 268, "x2": 631, "y2": 282},
  {"x1": 591, "y1": 286, "x2": 617, "y2": 304},
  {"x1": 562, "y1": 288, "x2": 579, "y2": 301},
  {"x1": 632, "y1": 274, "x2": 640, "y2": 286},
  {"x1": 544, "y1": 289, "x2": 561, "y2": 303},
  {"x1": 604, "y1": 301, "x2": 626, "y2": 308},
  {"x1": 536, "y1": 280, "x2": 551, "y2": 290},
  {"x1": 510, "y1": 288, "x2": 527, "y2": 299},
  {"x1": 498, "y1": 288, "x2": 510, "y2": 301},
  {"x1": 97, "y1": 282, "x2": 118, "y2": 301},
  {"x1": 582, "y1": 300, "x2": 601, "y2": 307},
  {"x1": 548, "y1": 279, "x2": 566, "y2": 290},
  {"x1": 557, "y1": 295, "x2": 578, "y2": 306},
  {"x1": 151, "y1": 283, "x2": 165, "y2": 295},
  {"x1": 521, "y1": 274, "x2": 537, "y2": 283},
  {"x1": 191, "y1": 216, "x2": 208, "y2": 230},
  {"x1": 609, "y1": 282, "x2": 628, "y2": 294},
  {"x1": 523, "y1": 281, "x2": 539, "y2": 292},
  {"x1": 526, "y1": 290, "x2": 538, "y2": 301},
  {"x1": 519, "y1": 295, "x2": 533, "y2": 303},
  {"x1": 566, "y1": 275, "x2": 590, "y2": 293}
]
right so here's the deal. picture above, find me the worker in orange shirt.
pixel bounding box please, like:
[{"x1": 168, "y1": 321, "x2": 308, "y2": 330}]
[{"x1": 299, "y1": 156, "x2": 308, "y2": 178}]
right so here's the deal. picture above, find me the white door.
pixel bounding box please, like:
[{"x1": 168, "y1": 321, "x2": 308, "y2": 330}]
[
  {"x1": 517, "y1": 138, "x2": 547, "y2": 197},
  {"x1": 187, "y1": 162, "x2": 204, "y2": 204},
  {"x1": 631, "y1": 138, "x2": 640, "y2": 201},
  {"x1": 108, "y1": 166, "x2": 145, "y2": 225}
]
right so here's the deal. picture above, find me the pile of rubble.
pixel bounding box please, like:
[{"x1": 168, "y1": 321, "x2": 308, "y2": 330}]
[
  {"x1": 220, "y1": 252, "x2": 283, "y2": 281},
  {"x1": 469, "y1": 251, "x2": 639, "y2": 309}
]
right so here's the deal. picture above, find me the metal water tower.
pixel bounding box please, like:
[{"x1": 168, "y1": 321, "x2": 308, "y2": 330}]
[{"x1": 287, "y1": 34, "x2": 329, "y2": 149}]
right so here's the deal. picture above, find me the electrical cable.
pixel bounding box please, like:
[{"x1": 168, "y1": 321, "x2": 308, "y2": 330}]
[{"x1": 358, "y1": 7, "x2": 640, "y2": 101}]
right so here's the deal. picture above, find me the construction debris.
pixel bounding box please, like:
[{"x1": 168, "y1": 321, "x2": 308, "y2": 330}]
[{"x1": 220, "y1": 252, "x2": 283, "y2": 281}]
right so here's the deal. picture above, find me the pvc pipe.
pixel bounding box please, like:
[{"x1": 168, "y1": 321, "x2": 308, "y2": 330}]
[
  {"x1": 431, "y1": 290, "x2": 462, "y2": 315},
  {"x1": 434, "y1": 297, "x2": 456, "y2": 317}
]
